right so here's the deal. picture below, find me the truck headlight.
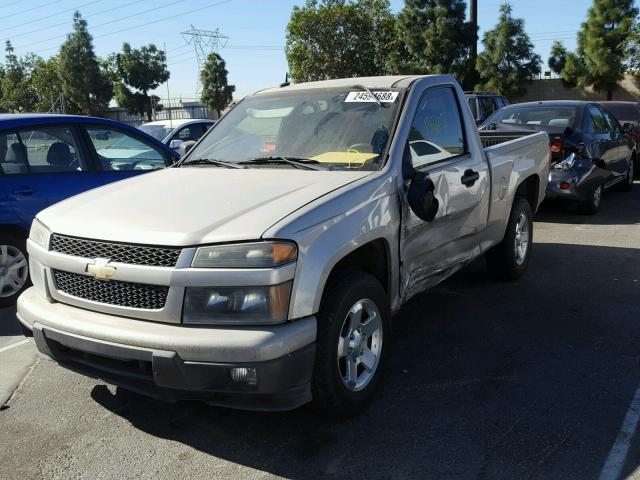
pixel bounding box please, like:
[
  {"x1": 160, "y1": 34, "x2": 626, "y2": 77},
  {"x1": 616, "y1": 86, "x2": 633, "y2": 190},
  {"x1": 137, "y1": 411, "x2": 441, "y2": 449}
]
[
  {"x1": 29, "y1": 219, "x2": 51, "y2": 249},
  {"x1": 182, "y1": 282, "x2": 292, "y2": 325},
  {"x1": 192, "y1": 241, "x2": 297, "y2": 268}
]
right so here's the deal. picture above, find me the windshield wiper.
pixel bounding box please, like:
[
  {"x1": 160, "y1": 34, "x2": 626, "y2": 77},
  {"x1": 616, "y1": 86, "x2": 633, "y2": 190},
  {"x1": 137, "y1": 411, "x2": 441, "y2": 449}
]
[
  {"x1": 350, "y1": 84, "x2": 383, "y2": 108},
  {"x1": 180, "y1": 158, "x2": 242, "y2": 169},
  {"x1": 239, "y1": 156, "x2": 325, "y2": 170}
]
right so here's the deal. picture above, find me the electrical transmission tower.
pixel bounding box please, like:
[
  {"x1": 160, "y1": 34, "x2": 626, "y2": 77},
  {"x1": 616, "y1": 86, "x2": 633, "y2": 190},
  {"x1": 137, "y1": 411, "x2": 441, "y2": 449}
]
[{"x1": 181, "y1": 25, "x2": 229, "y2": 94}]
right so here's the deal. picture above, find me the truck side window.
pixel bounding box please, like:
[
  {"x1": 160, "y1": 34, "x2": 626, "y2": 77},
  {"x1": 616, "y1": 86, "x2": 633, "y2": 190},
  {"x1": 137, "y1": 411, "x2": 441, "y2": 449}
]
[{"x1": 408, "y1": 88, "x2": 466, "y2": 168}]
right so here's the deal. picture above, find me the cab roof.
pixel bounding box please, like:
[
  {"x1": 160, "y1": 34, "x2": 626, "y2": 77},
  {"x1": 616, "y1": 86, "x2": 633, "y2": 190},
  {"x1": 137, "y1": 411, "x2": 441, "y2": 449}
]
[{"x1": 253, "y1": 75, "x2": 439, "y2": 95}]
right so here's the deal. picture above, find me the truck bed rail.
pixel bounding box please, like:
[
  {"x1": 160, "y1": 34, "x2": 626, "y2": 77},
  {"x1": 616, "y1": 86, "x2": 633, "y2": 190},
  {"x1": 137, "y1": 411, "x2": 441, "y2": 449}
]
[{"x1": 479, "y1": 130, "x2": 537, "y2": 148}]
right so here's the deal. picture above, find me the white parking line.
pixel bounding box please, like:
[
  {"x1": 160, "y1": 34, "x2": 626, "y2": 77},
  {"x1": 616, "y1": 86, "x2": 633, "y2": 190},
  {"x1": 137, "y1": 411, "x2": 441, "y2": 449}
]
[
  {"x1": 599, "y1": 383, "x2": 640, "y2": 480},
  {"x1": 0, "y1": 338, "x2": 29, "y2": 354}
]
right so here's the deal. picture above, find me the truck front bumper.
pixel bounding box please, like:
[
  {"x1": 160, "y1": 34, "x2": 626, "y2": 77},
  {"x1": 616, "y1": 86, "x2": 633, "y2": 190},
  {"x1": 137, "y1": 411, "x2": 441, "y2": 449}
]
[{"x1": 17, "y1": 287, "x2": 316, "y2": 411}]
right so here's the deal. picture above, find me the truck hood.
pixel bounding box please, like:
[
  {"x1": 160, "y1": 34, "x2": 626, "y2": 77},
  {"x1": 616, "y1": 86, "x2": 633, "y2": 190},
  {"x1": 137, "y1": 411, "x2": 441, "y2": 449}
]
[{"x1": 38, "y1": 168, "x2": 371, "y2": 246}]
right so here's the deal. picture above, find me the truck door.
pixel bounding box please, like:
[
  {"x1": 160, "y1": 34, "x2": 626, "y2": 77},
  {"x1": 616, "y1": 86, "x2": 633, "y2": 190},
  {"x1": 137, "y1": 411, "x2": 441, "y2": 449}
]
[{"x1": 400, "y1": 85, "x2": 490, "y2": 299}]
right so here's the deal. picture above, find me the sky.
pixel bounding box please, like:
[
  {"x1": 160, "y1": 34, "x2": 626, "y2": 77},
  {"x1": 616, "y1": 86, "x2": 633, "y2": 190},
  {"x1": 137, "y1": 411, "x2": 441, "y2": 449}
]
[{"x1": 2, "y1": 0, "x2": 594, "y2": 102}]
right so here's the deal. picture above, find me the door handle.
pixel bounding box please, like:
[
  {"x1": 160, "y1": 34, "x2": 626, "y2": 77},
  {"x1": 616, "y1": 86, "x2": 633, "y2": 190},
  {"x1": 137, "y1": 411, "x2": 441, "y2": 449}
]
[
  {"x1": 13, "y1": 187, "x2": 36, "y2": 196},
  {"x1": 461, "y1": 169, "x2": 480, "y2": 187}
]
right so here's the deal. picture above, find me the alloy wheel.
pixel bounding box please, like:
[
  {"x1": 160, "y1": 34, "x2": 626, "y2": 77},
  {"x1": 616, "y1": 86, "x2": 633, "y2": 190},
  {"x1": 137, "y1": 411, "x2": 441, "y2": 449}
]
[
  {"x1": 0, "y1": 244, "x2": 28, "y2": 298},
  {"x1": 514, "y1": 212, "x2": 530, "y2": 266},
  {"x1": 336, "y1": 299, "x2": 383, "y2": 392},
  {"x1": 593, "y1": 185, "x2": 602, "y2": 209}
]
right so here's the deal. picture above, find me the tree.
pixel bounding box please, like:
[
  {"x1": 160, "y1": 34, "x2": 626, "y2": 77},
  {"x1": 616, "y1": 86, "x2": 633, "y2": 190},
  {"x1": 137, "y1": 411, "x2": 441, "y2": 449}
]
[
  {"x1": 475, "y1": 3, "x2": 541, "y2": 99},
  {"x1": 622, "y1": 15, "x2": 640, "y2": 85},
  {"x1": 394, "y1": 0, "x2": 477, "y2": 89},
  {"x1": 285, "y1": 0, "x2": 398, "y2": 82},
  {"x1": 548, "y1": 41, "x2": 568, "y2": 76},
  {"x1": 0, "y1": 41, "x2": 38, "y2": 113},
  {"x1": 114, "y1": 43, "x2": 169, "y2": 121},
  {"x1": 200, "y1": 52, "x2": 235, "y2": 117},
  {"x1": 30, "y1": 56, "x2": 76, "y2": 112},
  {"x1": 568, "y1": 0, "x2": 637, "y2": 100},
  {"x1": 58, "y1": 11, "x2": 112, "y2": 116}
]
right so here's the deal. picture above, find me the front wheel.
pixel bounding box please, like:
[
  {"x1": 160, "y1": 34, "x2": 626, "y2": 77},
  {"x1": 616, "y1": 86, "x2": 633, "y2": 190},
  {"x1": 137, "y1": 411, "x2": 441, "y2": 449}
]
[
  {"x1": 0, "y1": 234, "x2": 30, "y2": 308},
  {"x1": 310, "y1": 271, "x2": 390, "y2": 417},
  {"x1": 486, "y1": 197, "x2": 533, "y2": 280}
]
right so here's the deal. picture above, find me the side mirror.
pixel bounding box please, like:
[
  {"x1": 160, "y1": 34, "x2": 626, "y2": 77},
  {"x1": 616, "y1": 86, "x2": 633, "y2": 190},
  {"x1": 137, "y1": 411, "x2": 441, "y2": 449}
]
[
  {"x1": 179, "y1": 140, "x2": 196, "y2": 156},
  {"x1": 407, "y1": 170, "x2": 439, "y2": 222},
  {"x1": 623, "y1": 123, "x2": 633, "y2": 133},
  {"x1": 169, "y1": 139, "x2": 184, "y2": 150}
]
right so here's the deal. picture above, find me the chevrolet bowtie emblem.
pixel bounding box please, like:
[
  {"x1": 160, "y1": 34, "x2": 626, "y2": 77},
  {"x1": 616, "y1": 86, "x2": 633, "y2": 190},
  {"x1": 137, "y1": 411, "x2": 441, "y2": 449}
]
[{"x1": 86, "y1": 258, "x2": 117, "y2": 281}]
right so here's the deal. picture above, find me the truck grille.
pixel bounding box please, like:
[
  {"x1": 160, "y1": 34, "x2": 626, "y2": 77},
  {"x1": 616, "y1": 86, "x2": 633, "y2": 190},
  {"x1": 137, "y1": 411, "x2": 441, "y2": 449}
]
[
  {"x1": 49, "y1": 234, "x2": 181, "y2": 267},
  {"x1": 53, "y1": 270, "x2": 168, "y2": 310}
]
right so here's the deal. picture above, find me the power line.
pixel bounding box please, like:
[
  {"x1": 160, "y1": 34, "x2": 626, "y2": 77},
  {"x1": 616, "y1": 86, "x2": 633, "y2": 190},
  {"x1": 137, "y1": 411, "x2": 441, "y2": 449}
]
[
  {"x1": 93, "y1": 0, "x2": 233, "y2": 41},
  {"x1": 28, "y1": 0, "x2": 234, "y2": 56},
  {"x1": 16, "y1": 0, "x2": 189, "y2": 50},
  {"x1": 3, "y1": 0, "x2": 104, "y2": 34},
  {"x1": 1, "y1": 0, "x2": 23, "y2": 9},
  {"x1": 3, "y1": 0, "x2": 63, "y2": 20},
  {"x1": 6, "y1": 0, "x2": 147, "y2": 41}
]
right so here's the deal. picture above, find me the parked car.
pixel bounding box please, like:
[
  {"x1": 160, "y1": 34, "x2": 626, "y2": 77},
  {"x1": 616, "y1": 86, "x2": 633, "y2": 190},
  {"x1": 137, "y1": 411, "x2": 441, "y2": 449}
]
[
  {"x1": 465, "y1": 91, "x2": 510, "y2": 125},
  {"x1": 481, "y1": 100, "x2": 635, "y2": 214},
  {"x1": 18, "y1": 75, "x2": 549, "y2": 414},
  {"x1": 0, "y1": 114, "x2": 179, "y2": 307},
  {"x1": 598, "y1": 101, "x2": 640, "y2": 177},
  {"x1": 137, "y1": 118, "x2": 214, "y2": 152}
]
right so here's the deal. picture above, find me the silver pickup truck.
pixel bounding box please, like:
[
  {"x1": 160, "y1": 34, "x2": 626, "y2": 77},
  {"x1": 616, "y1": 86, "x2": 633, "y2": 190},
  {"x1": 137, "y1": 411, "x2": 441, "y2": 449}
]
[{"x1": 17, "y1": 75, "x2": 549, "y2": 415}]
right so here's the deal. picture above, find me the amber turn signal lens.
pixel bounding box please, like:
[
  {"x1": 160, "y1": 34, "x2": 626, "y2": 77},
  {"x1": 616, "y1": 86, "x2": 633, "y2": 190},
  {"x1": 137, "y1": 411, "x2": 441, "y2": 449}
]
[{"x1": 271, "y1": 243, "x2": 297, "y2": 265}]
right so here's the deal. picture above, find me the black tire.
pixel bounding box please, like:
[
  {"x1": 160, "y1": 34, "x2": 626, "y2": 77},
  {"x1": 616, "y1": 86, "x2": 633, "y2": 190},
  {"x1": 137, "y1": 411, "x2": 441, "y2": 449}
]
[
  {"x1": 580, "y1": 183, "x2": 603, "y2": 214},
  {"x1": 310, "y1": 271, "x2": 390, "y2": 417},
  {"x1": 0, "y1": 233, "x2": 30, "y2": 308},
  {"x1": 486, "y1": 197, "x2": 533, "y2": 280},
  {"x1": 618, "y1": 158, "x2": 634, "y2": 192}
]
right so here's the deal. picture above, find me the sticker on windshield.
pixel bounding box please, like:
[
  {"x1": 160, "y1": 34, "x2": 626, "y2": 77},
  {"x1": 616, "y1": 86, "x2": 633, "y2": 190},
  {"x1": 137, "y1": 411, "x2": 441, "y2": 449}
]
[{"x1": 345, "y1": 91, "x2": 398, "y2": 103}]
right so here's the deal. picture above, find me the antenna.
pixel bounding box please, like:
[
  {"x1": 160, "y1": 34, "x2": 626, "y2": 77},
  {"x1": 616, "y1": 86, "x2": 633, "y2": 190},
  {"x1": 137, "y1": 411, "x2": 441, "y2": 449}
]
[{"x1": 181, "y1": 25, "x2": 229, "y2": 94}]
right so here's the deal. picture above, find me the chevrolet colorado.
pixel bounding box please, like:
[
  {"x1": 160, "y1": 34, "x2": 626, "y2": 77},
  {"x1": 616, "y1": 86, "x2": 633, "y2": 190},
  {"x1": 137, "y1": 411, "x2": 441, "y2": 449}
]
[{"x1": 17, "y1": 75, "x2": 549, "y2": 415}]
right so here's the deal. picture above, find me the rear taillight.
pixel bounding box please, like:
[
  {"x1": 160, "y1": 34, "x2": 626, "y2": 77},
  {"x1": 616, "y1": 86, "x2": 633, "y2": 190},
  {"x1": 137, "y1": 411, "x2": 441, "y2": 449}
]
[{"x1": 550, "y1": 141, "x2": 564, "y2": 154}]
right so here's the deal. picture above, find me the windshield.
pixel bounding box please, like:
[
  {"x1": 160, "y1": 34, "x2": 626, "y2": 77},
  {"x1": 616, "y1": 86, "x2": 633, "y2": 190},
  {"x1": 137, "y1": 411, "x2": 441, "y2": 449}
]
[
  {"x1": 138, "y1": 124, "x2": 172, "y2": 142},
  {"x1": 484, "y1": 105, "x2": 579, "y2": 132},
  {"x1": 601, "y1": 103, "x2": 640, "y2": 123},
  {"x1": 184, "y1": 87, "x2": 401, "y2": 170}
]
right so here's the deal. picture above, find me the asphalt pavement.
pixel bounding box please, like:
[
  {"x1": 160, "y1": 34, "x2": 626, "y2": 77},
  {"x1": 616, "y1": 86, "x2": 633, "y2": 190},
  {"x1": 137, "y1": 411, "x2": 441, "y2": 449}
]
[{"x1": 1, "y1": 182, "x2": 639, "y2": 480}]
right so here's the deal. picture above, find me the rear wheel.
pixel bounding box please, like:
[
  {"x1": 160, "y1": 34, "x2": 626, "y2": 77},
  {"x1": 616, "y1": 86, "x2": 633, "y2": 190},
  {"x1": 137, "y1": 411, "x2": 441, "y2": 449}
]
[
  {"x1": 486, "y1": 197, "x2": 533, "y2": 280},
  {"x1": 580, "y1": 183, "x2": 603, "y2": 214},
  {"x1": 0, "y1": 234, "x2": 30, "y2": 308},
  {"x1": 310, "y1": 271, "x2": 390, "y2": 417}
]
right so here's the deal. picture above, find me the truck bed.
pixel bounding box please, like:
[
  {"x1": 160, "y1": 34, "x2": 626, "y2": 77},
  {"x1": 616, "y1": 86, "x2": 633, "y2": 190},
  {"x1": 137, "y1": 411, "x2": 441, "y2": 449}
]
[{"x1": 478, "y1": 130, "x2": 538, "y2": 148}]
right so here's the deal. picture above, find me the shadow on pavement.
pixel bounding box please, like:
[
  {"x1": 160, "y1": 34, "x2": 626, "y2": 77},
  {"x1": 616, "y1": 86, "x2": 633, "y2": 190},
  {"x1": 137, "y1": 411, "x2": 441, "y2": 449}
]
[
  {"x1": 91, "y1": 241, "x2": 640, "y2": 479},
  {"x1": 537, "y1": 180, "x2": 640, "y2": 225},
  {"x1": 0, "y1": 306, "x2": 21, "y2": 338}
]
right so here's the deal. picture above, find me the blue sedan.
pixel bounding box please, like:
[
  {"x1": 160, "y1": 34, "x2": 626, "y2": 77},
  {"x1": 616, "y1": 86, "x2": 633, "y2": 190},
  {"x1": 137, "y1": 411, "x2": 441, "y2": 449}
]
[{"x1": 0, "y1": 114, "x2": 179, "y2": 306}]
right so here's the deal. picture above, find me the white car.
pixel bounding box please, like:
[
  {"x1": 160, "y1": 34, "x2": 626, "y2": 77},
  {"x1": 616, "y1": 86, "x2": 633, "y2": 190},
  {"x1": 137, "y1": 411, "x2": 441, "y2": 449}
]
[{"x1": 137, "y1": 119, "x2": 214, "y2": 152}]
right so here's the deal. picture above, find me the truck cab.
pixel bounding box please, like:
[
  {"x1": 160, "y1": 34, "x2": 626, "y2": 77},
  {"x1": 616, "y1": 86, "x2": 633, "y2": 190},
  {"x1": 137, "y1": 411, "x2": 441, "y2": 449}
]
[{"x1": 17, "y1": 76, "x2": 549, "y2": 414}]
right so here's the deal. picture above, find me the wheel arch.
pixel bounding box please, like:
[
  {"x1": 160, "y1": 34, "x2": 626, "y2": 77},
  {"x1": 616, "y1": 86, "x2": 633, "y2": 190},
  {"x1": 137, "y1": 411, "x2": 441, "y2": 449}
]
[
  {"x1": 0, "y1": 224, "x2": 29, "y2": 240},
  {"x1": 514, "y1": 174, "x2": 540, "y2": 214}
]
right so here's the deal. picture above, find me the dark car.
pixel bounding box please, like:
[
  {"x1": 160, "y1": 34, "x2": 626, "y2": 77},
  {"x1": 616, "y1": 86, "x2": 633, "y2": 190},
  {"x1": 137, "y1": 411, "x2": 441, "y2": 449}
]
[
  {"x1": 481, "y1": 101, "x2": 635, "y2": 214},
  {"x1": 0, "y1": 114, "x2": 179, "y2": 306},
  {"x1": 465, "y1": 92, "x2": 510, "y2": 125},
  {"x1": 598, "y1": 101, "x2": 640, "y2": 177}
]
